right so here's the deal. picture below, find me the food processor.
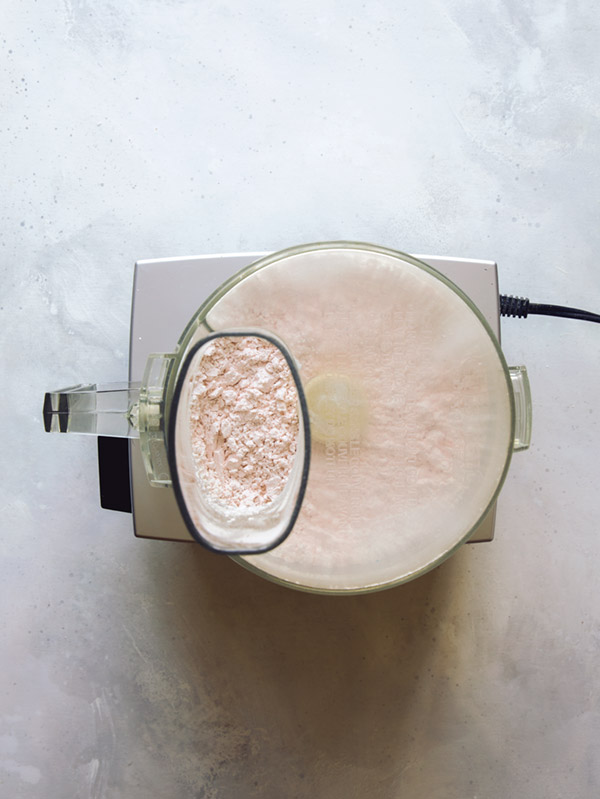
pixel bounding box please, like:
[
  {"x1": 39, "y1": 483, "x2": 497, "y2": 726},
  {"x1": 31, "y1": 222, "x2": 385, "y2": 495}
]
[{"x1": 44, "y1": 242, "x2": 532, "y2": 594}]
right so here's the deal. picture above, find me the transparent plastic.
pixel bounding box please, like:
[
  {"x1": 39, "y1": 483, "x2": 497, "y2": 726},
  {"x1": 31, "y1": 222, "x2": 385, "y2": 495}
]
[
  {"x1": 186, "y1": 242, "x2": 532, "y2": 593},
  {"x1": 43, "y1": 355, "x2": 176, "y2": 487},
  {"x1": 508, "y1": 366, "x2": 532, "y2": 451},
  {"x1": 168, "y1": 331, "x2": 311, "y2": 554},
  {"x1": 138, "y1": 354, "x2": 176, "y2": 487},
  {"x1": 43, "y1": 383, "x2": 141, "y2": 437}
]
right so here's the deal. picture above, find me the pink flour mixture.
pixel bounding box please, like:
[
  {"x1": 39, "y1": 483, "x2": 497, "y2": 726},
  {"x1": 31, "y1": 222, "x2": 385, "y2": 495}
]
[
  {"x1": 191, "y1": 248, "x2": 512, "y2": 590},
  {"x1": 188, "y1": 336, "x2": 299, "y2": 509}
]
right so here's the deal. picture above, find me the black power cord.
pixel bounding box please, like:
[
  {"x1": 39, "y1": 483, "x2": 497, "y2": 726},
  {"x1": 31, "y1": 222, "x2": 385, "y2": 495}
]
[{"x1": 500, "y1": 295, "x2": 600, "y2": 324}]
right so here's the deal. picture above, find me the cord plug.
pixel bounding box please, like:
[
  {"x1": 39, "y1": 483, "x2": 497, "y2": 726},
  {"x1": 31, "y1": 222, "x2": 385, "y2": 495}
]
[
  {"x1": 500, "y1": 295, "x2": 530, "y2": 318},
  {"x1": 499, "y1": 295, "x2": 600, "y2": 323}
]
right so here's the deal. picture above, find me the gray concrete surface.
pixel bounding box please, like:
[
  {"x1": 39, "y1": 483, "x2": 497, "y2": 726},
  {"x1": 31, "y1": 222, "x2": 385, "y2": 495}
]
[{"x1": 2, "y1": 1, "x2": 600, "y2": 796}]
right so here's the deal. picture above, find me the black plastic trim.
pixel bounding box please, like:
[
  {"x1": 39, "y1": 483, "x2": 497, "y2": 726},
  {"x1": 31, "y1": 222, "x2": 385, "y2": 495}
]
[
  {"x1": 42, "y1": 393, "x2": 53, "y2": 432},
  {"x1": 98, "y1": 437, "x2": 133, "y2": 513}
]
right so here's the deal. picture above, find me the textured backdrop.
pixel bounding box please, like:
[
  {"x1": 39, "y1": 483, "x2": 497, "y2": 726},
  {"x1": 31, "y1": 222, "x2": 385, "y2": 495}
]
[{"x1": 2, "y1": 1, "x2": 600, "y2": 797}]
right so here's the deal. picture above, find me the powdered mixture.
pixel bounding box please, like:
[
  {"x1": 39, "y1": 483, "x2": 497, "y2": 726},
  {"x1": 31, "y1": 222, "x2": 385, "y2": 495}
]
[
  {"x1": 188, "y1": 336, "x2": 299, "y2": 509},
  {"x1": 193, "y1": 247, "x2": 513, "y2": 591}
]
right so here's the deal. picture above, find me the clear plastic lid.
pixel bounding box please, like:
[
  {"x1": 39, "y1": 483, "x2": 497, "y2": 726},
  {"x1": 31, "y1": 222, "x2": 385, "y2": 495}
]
[{"x1": 185, "y1": 243, "x2": 516, "y2": 591}]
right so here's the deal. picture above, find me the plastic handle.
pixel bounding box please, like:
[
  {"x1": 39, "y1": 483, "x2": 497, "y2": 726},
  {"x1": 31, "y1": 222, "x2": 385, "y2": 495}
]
[
  {"x1": 43, "y1": 383, "x2": 141, "y2": 438},
  {"x1": 508, "y1": 366, "x2": 532, "y2": 451},
  {"x1": 43, "y1": 353, "x2": 176, "y2": 488}
]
